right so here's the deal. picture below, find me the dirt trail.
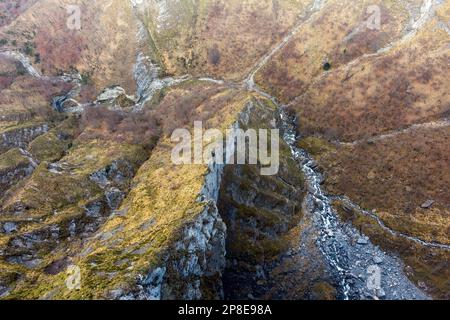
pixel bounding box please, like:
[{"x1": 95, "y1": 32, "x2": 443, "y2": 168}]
[{"x1": 341, "y1": 118, "x2": 450, "y2": 147}]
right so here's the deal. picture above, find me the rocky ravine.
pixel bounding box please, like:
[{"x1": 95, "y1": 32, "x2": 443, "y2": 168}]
[
  {"x1": 280, "y1": 111, "x2": 430, "y2": 300},
  {"x1": 0, "y1": 0, "x2": 448, "y2": 300},
  {"x1": 119, "y1": 1, "x2": 436, "y2": 299}
]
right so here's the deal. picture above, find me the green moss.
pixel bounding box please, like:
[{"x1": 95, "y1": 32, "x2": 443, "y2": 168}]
[
  {"x1": 0, "y1": 121, "x2": 48, "y2": 135},
  {"x1": 297, "y1": 136, "x2": 335, "y2": 157},
  {"x1": 28, "y1": 132, "x2": 68, "y2": 162},
  {"x1": 23, "y1": 42, "x2": 34, "y2": 56},
  {"x1": 311, "y1": 281, "x2": 337, "y2": 300},
  {"x1": 0, "y1": 148, "x2": 30, "y2": 172}
]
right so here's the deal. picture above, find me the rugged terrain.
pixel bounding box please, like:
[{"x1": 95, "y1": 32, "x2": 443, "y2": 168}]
[{"x1": 0, "y1": 0, "x2": 448, "y2": 300}]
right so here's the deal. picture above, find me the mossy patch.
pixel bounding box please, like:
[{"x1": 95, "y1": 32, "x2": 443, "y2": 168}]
[
  {"x1": 297, "y1": 136, "x2": 336, "y2": 157},
  {"x1": 311, "y1": 281, "x2": 337, "y2": 300},
  {"x1": 28, "y1": 116, "x2": 79, "y2": 162},
  {"x1": 0, "y1": 148, "x2": 31, "y2": 172}
]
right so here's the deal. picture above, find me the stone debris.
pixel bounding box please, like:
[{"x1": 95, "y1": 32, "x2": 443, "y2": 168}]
[{"x1": 421, "y1": 200, "x2": 435, "y2": 209}]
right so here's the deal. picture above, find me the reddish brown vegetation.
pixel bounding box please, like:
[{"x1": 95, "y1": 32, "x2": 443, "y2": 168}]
[
  {"x1": 80, "y1": 106, "x2": 160, "y2": 149},
  {"x1": 321, "y1": 126, "x2": 450, "y2": 220},
  {"x1": 0, "y1": 0, "x2": 38, "y2": 27},
  {"x1": 151, "y1": 83, "x2": 235, "y2": 135},
  {"x1": 293, "y1": 50, "x2": 449, "y2": 142}
]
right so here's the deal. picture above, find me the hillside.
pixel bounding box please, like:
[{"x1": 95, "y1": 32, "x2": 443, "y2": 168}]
[{"x1": 0, "y1": 0, "x2": 448, "y2": 300}]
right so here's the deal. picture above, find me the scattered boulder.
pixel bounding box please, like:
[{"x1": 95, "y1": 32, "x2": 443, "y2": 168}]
[
  {"x1": 96, "y1": 86, "x2": 135, "y2": 108},
  {"x1": 106, "y1": 188, "x2": 125, "y2": 210},
  {"x1": 44, "y1": 257, "x2": 70, "y2": 275},
  {"x1": 84, "y1": 201, "x2": 104, "y2": 218},
  {"x1": 420, "y1": 200, "x2": 435, "y2": 209},
  {"x1": 376, "y1": 288, "x2": 386, "y2": 298},
  {"x1": 3, "y1": 222, "x2": 18, "y2": 234},
  {"x1": 357, "y1": 237, "x2": 369, "y2": 245},
  {"x1": 373, "y1": 256, "x2": 383, "y2": 264}
]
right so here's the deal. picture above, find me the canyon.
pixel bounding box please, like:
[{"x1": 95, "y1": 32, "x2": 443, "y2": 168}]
[{"x1": 0, "y1": 0, "x2": 449, "y2": 300}]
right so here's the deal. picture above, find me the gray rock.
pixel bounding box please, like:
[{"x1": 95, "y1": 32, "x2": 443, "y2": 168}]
[
  {"x1": 109, "y1": 289, "x2": 125, "y2": 300},
  {"x1": 377, "y1": 289, "x2": 386, "y2": 298},
  {"x1": 141, "y1": 267, "x2": 167, "y2": 300},
  {"x1": 373, "y1": 256, "x2": 383, "y2": 264},
  {"x1": 85, "y1": 201, "x2": 103, "y2": 218},
  {"x1": 68, "y1": 220, "x2": 77, "y2": 237},
  {"x1": 357, "y1": 237, "x2": 369, "y2": 245},
  {"x1": 96, "y1": 86, "x2": 133, "y2": 103},
  {"x1": 421, "y1": 200, "x2": 435, "y2": 209},
  {"x1": 3, "y1": 222, "x2": 18, "y2": 234},
  {"x1": 106, "y1": 188, "x2": 125, "y2": 210},
  {"x1": 343, "y1": 205, "x2": 353, "y2": 213}
]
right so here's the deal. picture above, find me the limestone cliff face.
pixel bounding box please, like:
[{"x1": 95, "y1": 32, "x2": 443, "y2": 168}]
[
  {"x1": 123, "y1": 104, "x2": 256, "y2": 300},
  {"x1": 132, "y1": 201, "x2": 226, "y2": 300},
  {"x1": 215, "y1": 101, "x2": 315, "y2": 300}
]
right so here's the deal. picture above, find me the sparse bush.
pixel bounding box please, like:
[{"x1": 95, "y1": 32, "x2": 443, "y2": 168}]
[
  {"x1": 207, "y1": 44, "x2": 221, "y2": 65},
  {"x1": 80, "y1": 106, "x2": 161, "y2": 150},
  {"x1": 80, "y1": 72, "x2": 93, "y2": 85},
  {"x1": 23, "y1": 42, "x2": 34, "y2": 56}
]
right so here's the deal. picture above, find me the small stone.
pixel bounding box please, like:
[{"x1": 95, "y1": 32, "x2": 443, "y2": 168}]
[
  {"x1": 421, "y1": 200, "x2": 435, "y2": 209},
  {"x1": 377, "y1": 289, "x2": 386, "y2": 298},
  {"x1": 367, "y1": 170, "x2": 376, "y2": 180},
  {"x1": 109, "y1": 289, "x2": 125, "y2": 300},
  {"x1": 373, "y1": 257, "x2": 383, "y2": 264},
  {"x1": 357, "y1": 237, "x2": 369, "y2": 245},
  {"x1": 106, "y1": 188, "x2": 124, "y2": 210},
  {"x1": 3, "y1": 222, "x2": 18, "y2": 234},
  {"x1": 84, "y1": 201, "x2": 102, "y2": 218},
  {"x1": 343, "y1": 205, "x2": 353, "y2": 213}
]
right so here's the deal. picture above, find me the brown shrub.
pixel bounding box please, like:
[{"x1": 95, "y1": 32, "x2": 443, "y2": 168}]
[{"x1": 80, "y1": 106, "x2": 161, "y2": 149}]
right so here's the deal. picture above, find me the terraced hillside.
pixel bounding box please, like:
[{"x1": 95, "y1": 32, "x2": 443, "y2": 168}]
[{"x1": 0, "y1": 0, "x2": 448, "y2": 300}]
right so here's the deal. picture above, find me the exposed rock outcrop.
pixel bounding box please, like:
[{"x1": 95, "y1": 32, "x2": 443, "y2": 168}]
[
  {"x1": 0, "y1": 123, "x2": 49, "y2": 153},
  {"x1": 0, "y1": 148, "x2": 37, "y2": 198}
]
